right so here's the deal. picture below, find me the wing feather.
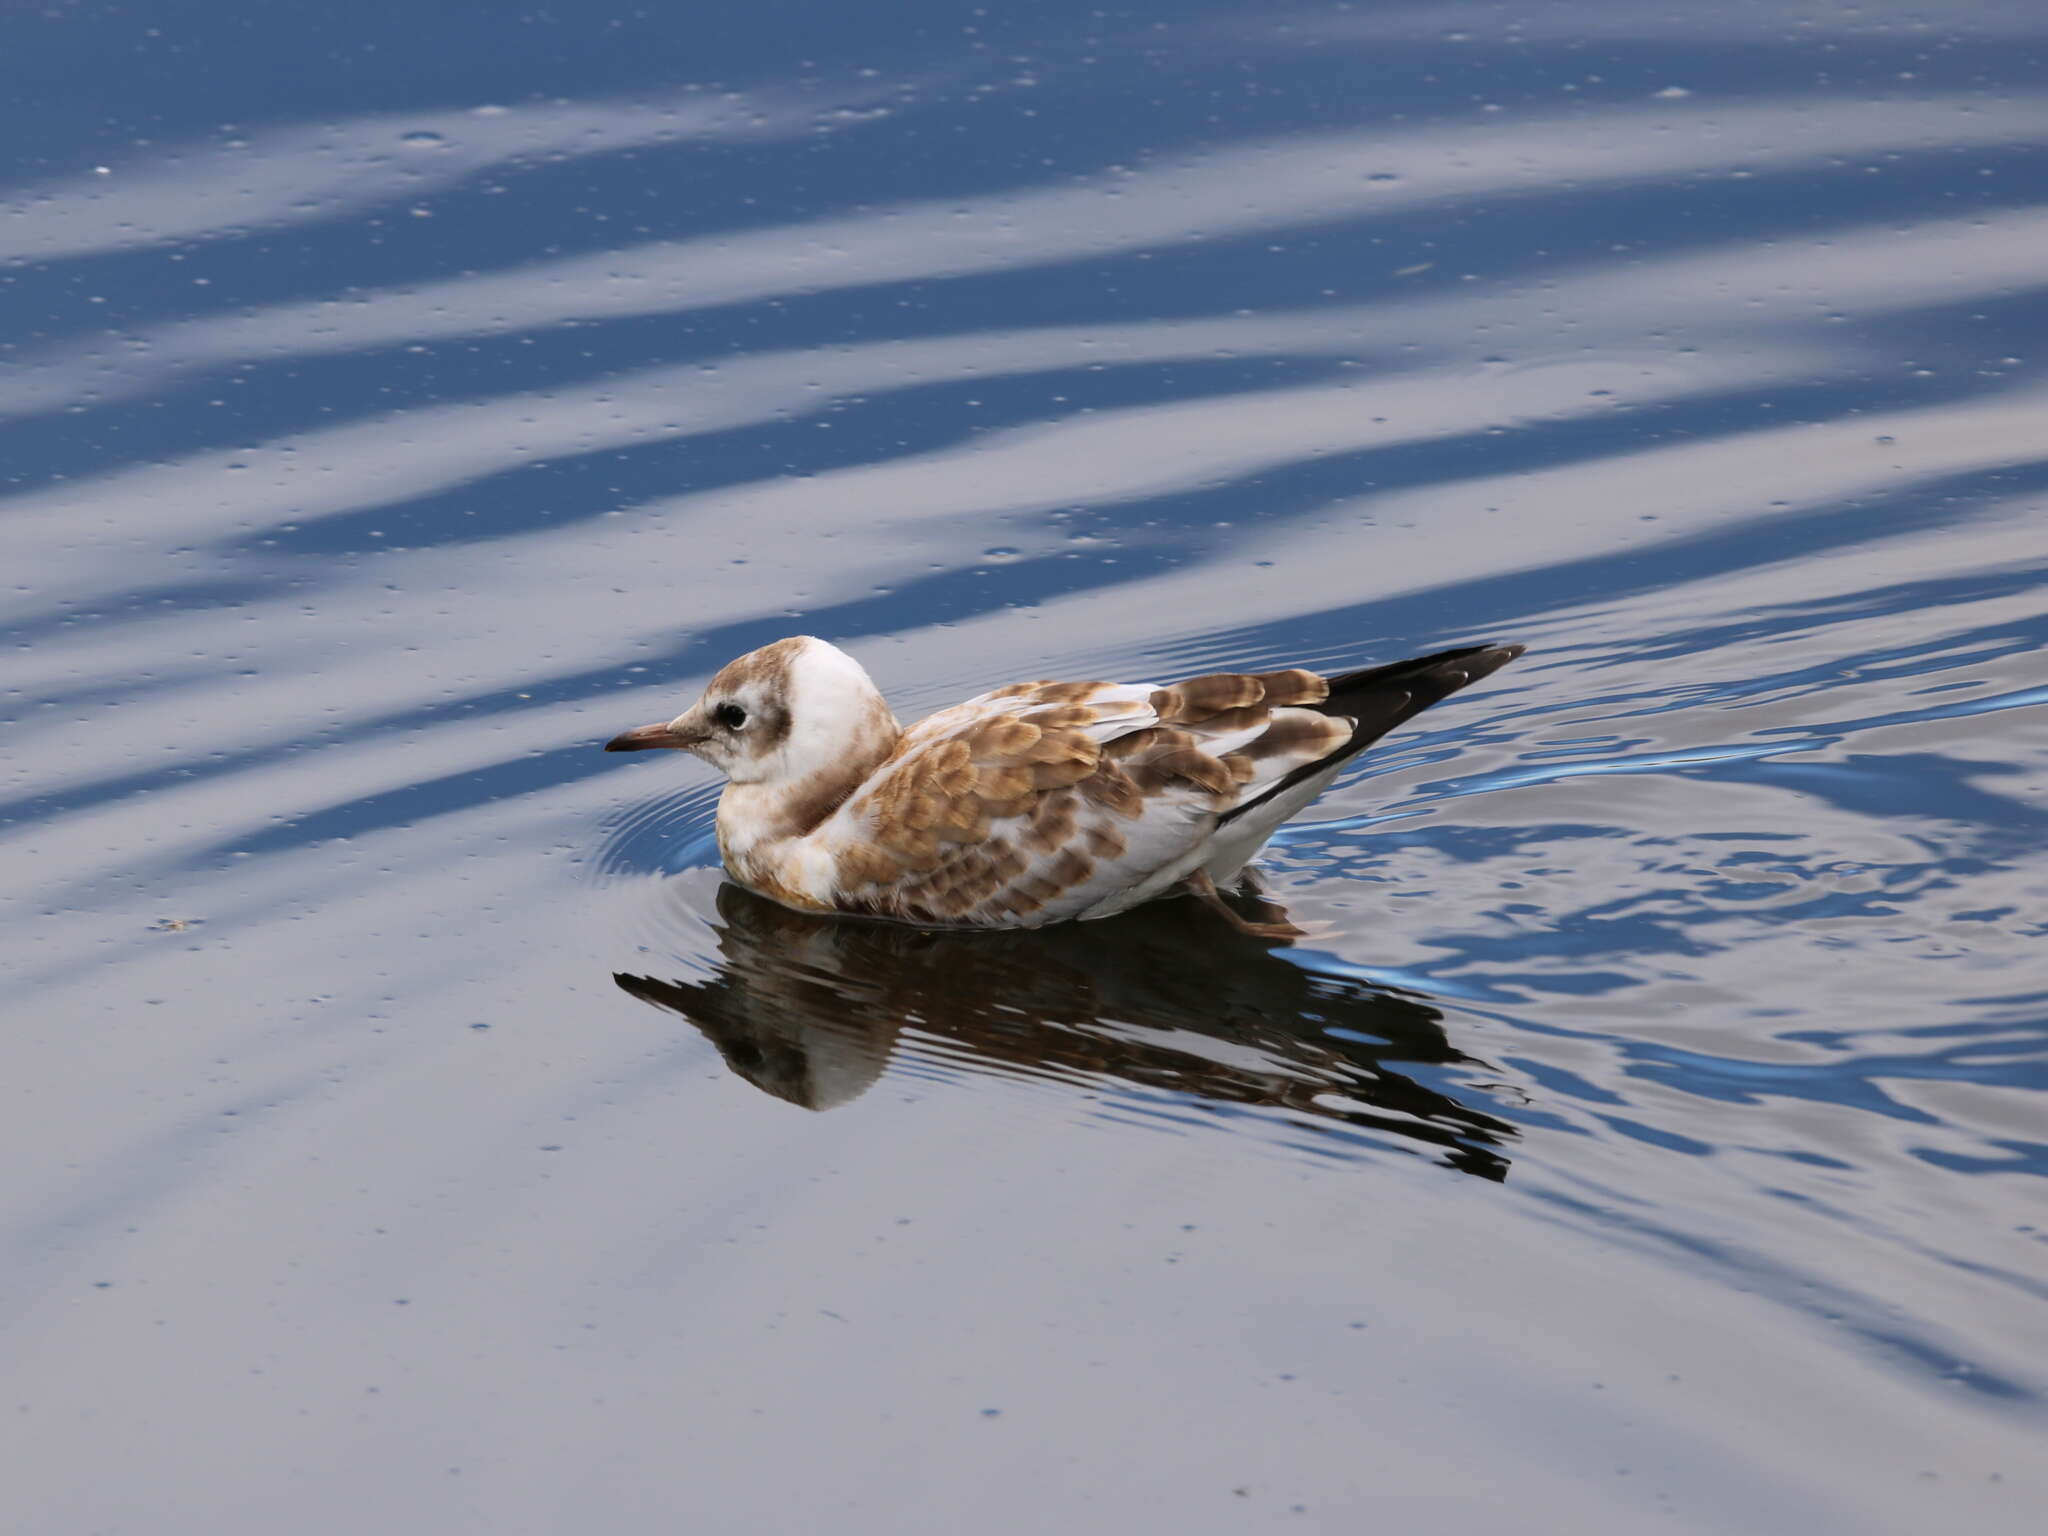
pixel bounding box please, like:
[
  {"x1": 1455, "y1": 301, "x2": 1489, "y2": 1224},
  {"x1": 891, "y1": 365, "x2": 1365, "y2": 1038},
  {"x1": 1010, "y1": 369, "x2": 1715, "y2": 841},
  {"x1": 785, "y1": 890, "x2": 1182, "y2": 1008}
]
[
  {"x1": 775, "y1": 649, "x2": 1518, "y2": 927},
  {"x1": 809, "y1": 672, "x2": 1367, "y2": 926}
]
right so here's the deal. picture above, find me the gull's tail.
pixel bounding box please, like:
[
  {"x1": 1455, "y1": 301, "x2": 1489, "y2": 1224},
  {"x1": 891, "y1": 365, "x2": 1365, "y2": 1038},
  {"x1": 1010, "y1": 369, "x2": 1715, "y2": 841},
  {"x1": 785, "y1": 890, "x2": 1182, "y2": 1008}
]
[{"x1": 1217, "y1": 642, "x2": 1525, "y2": 829}]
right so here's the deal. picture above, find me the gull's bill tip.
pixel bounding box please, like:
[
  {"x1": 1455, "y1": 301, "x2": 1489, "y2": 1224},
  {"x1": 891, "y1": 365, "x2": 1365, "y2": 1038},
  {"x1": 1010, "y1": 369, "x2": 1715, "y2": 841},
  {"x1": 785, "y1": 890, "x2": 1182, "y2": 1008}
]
[{"x1": 605, "y1": 721, "x2": 691, "y2": 752}]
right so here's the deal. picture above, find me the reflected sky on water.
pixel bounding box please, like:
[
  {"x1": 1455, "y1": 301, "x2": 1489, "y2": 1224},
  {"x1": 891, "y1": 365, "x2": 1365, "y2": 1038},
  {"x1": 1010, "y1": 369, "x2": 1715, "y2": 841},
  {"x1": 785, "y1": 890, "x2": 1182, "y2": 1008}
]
[{"x1": 4, "y1": 2, "x2": 2046, "y2": 1532}]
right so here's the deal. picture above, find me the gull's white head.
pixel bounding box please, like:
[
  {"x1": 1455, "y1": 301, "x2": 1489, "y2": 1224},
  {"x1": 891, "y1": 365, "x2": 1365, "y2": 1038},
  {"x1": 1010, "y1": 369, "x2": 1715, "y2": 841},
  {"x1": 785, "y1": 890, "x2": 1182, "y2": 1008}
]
[{"x1": 604, "y1": 636, "x2": 899, "y2": 789}]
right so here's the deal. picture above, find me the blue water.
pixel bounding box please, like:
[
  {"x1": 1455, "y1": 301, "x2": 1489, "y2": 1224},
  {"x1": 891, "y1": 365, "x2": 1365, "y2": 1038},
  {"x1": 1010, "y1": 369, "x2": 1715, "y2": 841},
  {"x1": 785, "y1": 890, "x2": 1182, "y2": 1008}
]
[{"x1": 5, "y1": 3, "x2": 2046, "y2": 1532}]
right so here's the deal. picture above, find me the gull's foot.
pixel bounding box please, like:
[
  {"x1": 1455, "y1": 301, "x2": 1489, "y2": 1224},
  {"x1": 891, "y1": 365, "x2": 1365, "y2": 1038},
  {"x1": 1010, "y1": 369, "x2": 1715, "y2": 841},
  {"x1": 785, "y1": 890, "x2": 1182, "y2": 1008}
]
[
  {"x1": 1236, "y1": 917, "x2": 1310, "y2": 943},
  {"x1": 1185, "y1": 870, "x2": 1308, "y2": 944}
]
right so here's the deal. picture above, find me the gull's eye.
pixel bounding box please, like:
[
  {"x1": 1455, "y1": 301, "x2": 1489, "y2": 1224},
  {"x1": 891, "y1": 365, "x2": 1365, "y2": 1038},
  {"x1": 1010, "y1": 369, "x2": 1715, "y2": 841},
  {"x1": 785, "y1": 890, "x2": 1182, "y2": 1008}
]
[{"x1": 714, "y1": 702, "x2": 748, "y2": 730}]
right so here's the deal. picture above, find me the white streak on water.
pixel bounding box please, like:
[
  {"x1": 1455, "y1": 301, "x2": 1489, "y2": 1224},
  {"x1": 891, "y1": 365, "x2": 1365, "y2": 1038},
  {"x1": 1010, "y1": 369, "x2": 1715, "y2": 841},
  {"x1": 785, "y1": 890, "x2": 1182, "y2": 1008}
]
[{"x1": 6, "y1": 93, "x2": 2043, "y2": 414}]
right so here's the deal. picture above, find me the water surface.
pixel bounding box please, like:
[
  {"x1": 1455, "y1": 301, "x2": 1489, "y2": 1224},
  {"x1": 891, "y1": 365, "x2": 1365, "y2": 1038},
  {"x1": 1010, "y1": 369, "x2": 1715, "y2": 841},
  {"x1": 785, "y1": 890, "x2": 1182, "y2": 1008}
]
[{"x1": 4, "y1": 3, "x2": 2046, "y2": 1532}]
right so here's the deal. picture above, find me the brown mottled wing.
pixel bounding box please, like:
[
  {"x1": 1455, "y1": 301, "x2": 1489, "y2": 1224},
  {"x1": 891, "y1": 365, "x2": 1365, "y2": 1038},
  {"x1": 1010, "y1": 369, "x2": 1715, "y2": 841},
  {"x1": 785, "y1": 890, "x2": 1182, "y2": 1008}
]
[{"x1": 814, "y1": 672, "x2": 1356, "y2": 926}]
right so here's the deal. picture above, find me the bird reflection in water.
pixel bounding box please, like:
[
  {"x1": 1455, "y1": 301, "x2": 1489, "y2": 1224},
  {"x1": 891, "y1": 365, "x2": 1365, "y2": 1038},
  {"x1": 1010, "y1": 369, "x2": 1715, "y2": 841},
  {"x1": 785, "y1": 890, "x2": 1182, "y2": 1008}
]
[{"x1": 616, "y1": 883, "x2": 1516, "y2": 1180}]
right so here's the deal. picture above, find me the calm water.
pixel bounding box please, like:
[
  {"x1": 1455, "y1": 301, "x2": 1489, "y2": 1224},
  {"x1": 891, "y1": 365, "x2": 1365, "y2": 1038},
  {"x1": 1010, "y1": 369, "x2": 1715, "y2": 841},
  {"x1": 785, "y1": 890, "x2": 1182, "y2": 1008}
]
[{"x1": 5, "y1": 3, "x2": 2046, "y2": 1531}]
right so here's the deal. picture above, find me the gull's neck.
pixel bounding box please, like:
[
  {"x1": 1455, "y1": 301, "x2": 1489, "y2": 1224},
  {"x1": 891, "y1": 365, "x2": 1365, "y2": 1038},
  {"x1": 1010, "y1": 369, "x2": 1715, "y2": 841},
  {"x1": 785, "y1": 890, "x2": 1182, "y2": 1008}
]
[{"x1": 715, "y1": 715, "x2": 901, "y2": 901}]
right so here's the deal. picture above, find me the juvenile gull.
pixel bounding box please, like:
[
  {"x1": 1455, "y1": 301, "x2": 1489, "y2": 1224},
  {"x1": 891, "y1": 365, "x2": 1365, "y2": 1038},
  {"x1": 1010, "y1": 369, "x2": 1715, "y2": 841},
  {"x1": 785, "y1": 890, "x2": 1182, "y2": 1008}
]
[{"x1": 605, "y1": 636, "x2": 1522, "y2": 939}]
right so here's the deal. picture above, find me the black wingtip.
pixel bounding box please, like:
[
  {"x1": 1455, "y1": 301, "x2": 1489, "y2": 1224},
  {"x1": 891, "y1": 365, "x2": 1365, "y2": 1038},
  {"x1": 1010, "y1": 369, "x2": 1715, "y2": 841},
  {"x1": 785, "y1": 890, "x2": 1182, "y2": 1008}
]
[
  {"x1": 1218, "y1": 640, "x2": 1525, "y2": 825},
  {"x1": 1460, "y1": 641, "x2": 1526, "y2": 680},
  {"x1": 1322, "y1": 640, "x2": 1527, "y2": 697}
]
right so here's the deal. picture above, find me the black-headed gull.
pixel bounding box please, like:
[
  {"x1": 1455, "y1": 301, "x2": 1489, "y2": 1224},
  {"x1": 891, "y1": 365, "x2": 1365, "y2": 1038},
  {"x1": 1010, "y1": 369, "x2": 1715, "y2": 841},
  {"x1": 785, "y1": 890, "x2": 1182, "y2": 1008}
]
[{"x1": 605, "y1": 636, "x2": 1521, "y2": 939}]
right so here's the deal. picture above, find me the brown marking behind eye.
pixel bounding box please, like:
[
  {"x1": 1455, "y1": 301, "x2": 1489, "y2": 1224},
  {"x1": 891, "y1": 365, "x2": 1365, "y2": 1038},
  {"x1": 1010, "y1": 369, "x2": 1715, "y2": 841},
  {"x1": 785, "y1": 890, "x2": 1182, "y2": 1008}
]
[
  {"x1": 749, "y1": 700, "x2": 793, "y2": 756},
  {"x1": 697, "y1": 640, "x2": 808, "y2": 763}
]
